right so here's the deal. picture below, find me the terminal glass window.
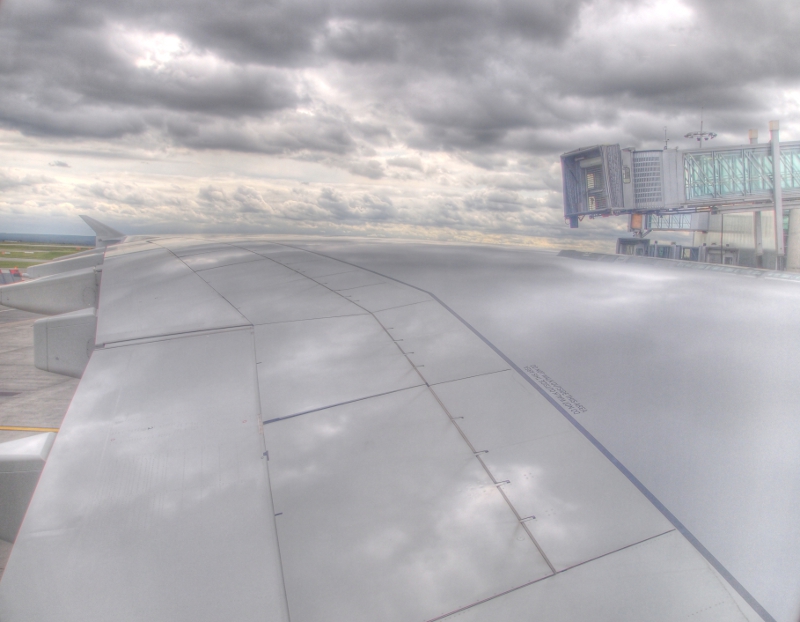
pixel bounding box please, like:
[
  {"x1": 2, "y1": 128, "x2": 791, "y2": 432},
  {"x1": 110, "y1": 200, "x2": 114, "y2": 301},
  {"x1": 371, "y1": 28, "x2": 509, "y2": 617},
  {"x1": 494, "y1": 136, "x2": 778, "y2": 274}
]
[
  {"x1": 647, "y1": 213, "x2": 692, "y2": 230},
  {"x1": 683, "y1": 144, "x2": 800, "y2": 202}
]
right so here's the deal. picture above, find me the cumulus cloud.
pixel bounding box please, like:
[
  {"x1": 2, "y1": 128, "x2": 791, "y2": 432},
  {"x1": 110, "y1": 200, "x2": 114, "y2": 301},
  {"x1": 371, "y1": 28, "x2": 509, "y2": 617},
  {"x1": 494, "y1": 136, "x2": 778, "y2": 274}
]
[
  {"x1": 0, "y1": 168, "x2": 52, "y2": 190},
  {"x1": 387, "y1": 156, "x2": 423, "y2": 171},
  {"x1": 347, "y1": 160, "x2": 384, "y2": 179}
]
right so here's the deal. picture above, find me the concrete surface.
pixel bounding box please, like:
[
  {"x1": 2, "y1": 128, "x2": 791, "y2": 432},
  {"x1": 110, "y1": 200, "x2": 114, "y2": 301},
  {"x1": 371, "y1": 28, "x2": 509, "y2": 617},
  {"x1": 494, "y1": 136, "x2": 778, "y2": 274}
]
[{"x1": 0, "y1": 304, "x2": 79, "y2": 576}]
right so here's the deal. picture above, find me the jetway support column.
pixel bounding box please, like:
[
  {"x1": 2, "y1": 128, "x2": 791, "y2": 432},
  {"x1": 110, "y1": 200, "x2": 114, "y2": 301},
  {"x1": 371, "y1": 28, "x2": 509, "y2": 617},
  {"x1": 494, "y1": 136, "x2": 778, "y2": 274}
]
[
  {"x1": 753, "y1": 211, "x2": 764, "y2": 268},
  {"x1": 787, "y1": 210, "x2": 800, "y2": 272},
  {"x1": 770, "y1": 121, "x2": 785, "y2": 266}
]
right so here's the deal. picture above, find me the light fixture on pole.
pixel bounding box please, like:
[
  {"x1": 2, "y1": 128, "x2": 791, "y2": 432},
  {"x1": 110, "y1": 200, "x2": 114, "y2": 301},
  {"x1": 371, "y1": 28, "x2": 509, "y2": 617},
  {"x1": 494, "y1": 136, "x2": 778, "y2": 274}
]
[{"x1": 684, "y1": 109, "x2": 716, "y2": 147}]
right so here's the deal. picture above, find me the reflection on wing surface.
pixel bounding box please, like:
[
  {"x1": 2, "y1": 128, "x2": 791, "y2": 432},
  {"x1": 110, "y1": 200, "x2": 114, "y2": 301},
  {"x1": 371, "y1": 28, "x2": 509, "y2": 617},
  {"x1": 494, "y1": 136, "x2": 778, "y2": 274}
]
[{"x1": 0, "y1": 237, "x2": 769, "y2": 622}]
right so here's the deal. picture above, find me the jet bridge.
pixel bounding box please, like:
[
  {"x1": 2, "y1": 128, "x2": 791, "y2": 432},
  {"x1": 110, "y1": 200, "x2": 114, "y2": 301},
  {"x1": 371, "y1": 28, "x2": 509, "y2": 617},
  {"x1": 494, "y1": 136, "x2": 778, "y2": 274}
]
[
  {"x1": 562, "y1": 121, "x2": 800, "y2": 268},
  {"x1": 562, "y1": 137, "x2": 800, "y2": 223}
]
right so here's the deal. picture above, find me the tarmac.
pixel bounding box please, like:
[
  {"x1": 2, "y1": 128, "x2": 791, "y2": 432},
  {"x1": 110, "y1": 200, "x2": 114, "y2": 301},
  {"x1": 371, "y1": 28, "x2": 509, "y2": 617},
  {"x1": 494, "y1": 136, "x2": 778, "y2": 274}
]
[{"x1": 0, "y1": 304, "x2": 79, "y2": 577}]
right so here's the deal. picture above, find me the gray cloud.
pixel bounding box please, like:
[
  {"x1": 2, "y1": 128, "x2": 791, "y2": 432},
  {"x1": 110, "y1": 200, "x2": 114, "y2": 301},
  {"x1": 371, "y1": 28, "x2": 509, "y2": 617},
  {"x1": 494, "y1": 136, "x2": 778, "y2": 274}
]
[
  {"x1": 167, "y1": 113, "x2": 358, "y2": 155},
  {"x1": 2, "y1": 0, "x2": 799, "y2": 247},
  {"x1": 347, "y1": 159, "x2": 384, "y2": 179},
  {"x1": 4, "y1": 0, "x2": 798, "y2": 152},
  {"x1": 323, "y1": 21, "x2": 399, "y2": 63},
  {"x1": 464, "y1": 189, "x2": 524, "y2": 213},
  {"x1": 0, "y1": 169, "x2": 52, "y2": 190},
  {"x1": 83, "y1": 181, "x2": 162, "y2": 208},
  {"x1": 387, "y1": 156, "x2": 423, "y2": 171}
]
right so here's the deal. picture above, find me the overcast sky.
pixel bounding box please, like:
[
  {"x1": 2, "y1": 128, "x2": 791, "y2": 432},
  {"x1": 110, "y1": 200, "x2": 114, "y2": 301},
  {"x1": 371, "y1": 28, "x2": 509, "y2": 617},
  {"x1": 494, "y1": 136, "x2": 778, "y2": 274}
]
[{"x1": 1, "y1": 0, "x2": 798, "y2": 250}]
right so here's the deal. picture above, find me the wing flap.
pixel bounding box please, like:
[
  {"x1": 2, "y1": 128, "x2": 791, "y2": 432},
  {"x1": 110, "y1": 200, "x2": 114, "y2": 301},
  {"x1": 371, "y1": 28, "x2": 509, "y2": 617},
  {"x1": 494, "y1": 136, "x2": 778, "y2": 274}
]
[{"x1": 0, "y1": 328, "x2": 288, "y2": 622}]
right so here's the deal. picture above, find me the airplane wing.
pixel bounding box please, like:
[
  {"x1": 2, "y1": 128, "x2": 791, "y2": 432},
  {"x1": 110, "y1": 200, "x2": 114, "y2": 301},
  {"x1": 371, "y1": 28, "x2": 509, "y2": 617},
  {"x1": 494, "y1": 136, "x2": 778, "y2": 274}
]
[{"x1": 0, "y1": 231, "x2": 787, "y2": 621}]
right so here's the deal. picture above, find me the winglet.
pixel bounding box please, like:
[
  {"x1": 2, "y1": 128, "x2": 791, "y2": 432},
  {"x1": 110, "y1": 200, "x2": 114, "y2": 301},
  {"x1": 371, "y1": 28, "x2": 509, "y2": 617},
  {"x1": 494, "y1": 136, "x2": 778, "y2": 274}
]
[{"x1": 80, "y1": 215, "x2": 125, "y2": 247}]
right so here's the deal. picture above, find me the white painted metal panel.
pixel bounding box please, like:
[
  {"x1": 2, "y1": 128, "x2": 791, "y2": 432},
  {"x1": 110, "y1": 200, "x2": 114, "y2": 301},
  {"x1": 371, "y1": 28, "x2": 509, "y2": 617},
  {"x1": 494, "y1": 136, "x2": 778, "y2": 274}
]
[
  {"x1": 1, "y1": 234, "x2": 776, "y2": 622},
  {"x1": 179, "y1": 247, "x2": 263, "y2": 271},
  {"x1": 202, "y1": 262, "x2": 365, "y2": 325},
  {"x1": 196, "y1": 256, "x2": 306, "y2": 293},
  {"x1": 434, "y1": 371, "x2": 673, "y2": 569},
  {"x1": 95, "y1": 248, "x2": 248, "y2": 344},
  {"x1": 289, "y1": 257, "x2": 357, "y2": 278},
  {"x1": 235, "y1": 241, "x2": 291, "y2": 255},
  {"x1": 0, "y1": 267, "x2": 98, "y2": 315},
  {"x1": 485, "y1": 432, "x2": 672, "y2": 569},
  {"x1": 270, "y1": 253, "x2": 322, "y2": 265},
  {"x1": 118, "y1": 235, "x2": 159, "y2": 243},
  {"x1": 265, "y1": 386, "x2": 553, "y2": 622},
  {"x1": 299, "y1": 239, "x2": 782, "y2": 620},
  {"x1": 436, "y1": 530, "x2": 758, "y2": 621},
  {"x1": 0, "y1": 432, "x2": 54, "y2": 470},
  {"x1": 33, "y1": 307, "x2": 96, "y2": 378},
  {"x1": 153, "y1": 238, "x2": 231, "y2": 256},
  {"x1": 255, "y1": 314, "x2": 422, "y2": 422},
  {"x1": 432, "y1": 370, "x2": 572, "y2": 448},
  {"x1": 103, "y1": 239, "x2": 157, "y2": 256},
  {"x1": 340, "y1": 281, "x2": 431, "y2": 312},
  {"x1": 242, "y1": 245, "x2": 317, "y2": 264},
  {"x1": 172, "y1": 244, "x2": 233, "y2": 257},
  {"x1": 0, "y1": 433, "x2": 56, "y2": 542},
  {"x1": 376, "y1": 301, "x2": 509, "y2": 385},
  {"x1": 0, "y1": 329, "x2": 289, "y2": 622},
  {"x1": 315, "y1": 269, "x2": 386, "y2": 291}
]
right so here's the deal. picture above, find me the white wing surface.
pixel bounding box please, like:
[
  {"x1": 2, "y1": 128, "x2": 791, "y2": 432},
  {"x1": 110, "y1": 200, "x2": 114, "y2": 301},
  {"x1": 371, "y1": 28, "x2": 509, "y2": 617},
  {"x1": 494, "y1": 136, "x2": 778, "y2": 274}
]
[{"x1": 0, "y1": 236, "x2": 771, "y2": 621}]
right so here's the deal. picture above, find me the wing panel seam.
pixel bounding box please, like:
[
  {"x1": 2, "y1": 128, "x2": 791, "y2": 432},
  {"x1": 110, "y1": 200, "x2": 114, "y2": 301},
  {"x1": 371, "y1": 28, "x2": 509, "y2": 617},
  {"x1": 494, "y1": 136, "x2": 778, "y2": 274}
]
[{"x1": 275, "y1": 242, "x2": 776, "y2": 622}]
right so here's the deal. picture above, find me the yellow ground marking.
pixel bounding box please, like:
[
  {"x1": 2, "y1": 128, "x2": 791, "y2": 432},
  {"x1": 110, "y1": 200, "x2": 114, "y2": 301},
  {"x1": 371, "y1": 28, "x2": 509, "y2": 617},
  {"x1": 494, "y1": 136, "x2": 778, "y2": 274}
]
[{"x1": 0, "y1": 426, "x2": 59, "y2": 432}]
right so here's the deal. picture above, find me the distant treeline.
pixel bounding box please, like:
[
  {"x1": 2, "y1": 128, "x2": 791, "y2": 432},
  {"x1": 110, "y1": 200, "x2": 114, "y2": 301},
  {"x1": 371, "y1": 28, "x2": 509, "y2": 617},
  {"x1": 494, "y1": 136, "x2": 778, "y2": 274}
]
[{"x1": 0, "y1": 233, "x2": 96, "y2": 246}]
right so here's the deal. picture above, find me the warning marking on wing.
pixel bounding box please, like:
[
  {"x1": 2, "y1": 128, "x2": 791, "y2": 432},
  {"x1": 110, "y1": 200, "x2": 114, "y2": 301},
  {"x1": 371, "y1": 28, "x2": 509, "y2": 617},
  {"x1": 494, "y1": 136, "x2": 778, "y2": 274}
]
[{"x1": 523, "y1": 364, "x2": 587, "y2": 415}]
